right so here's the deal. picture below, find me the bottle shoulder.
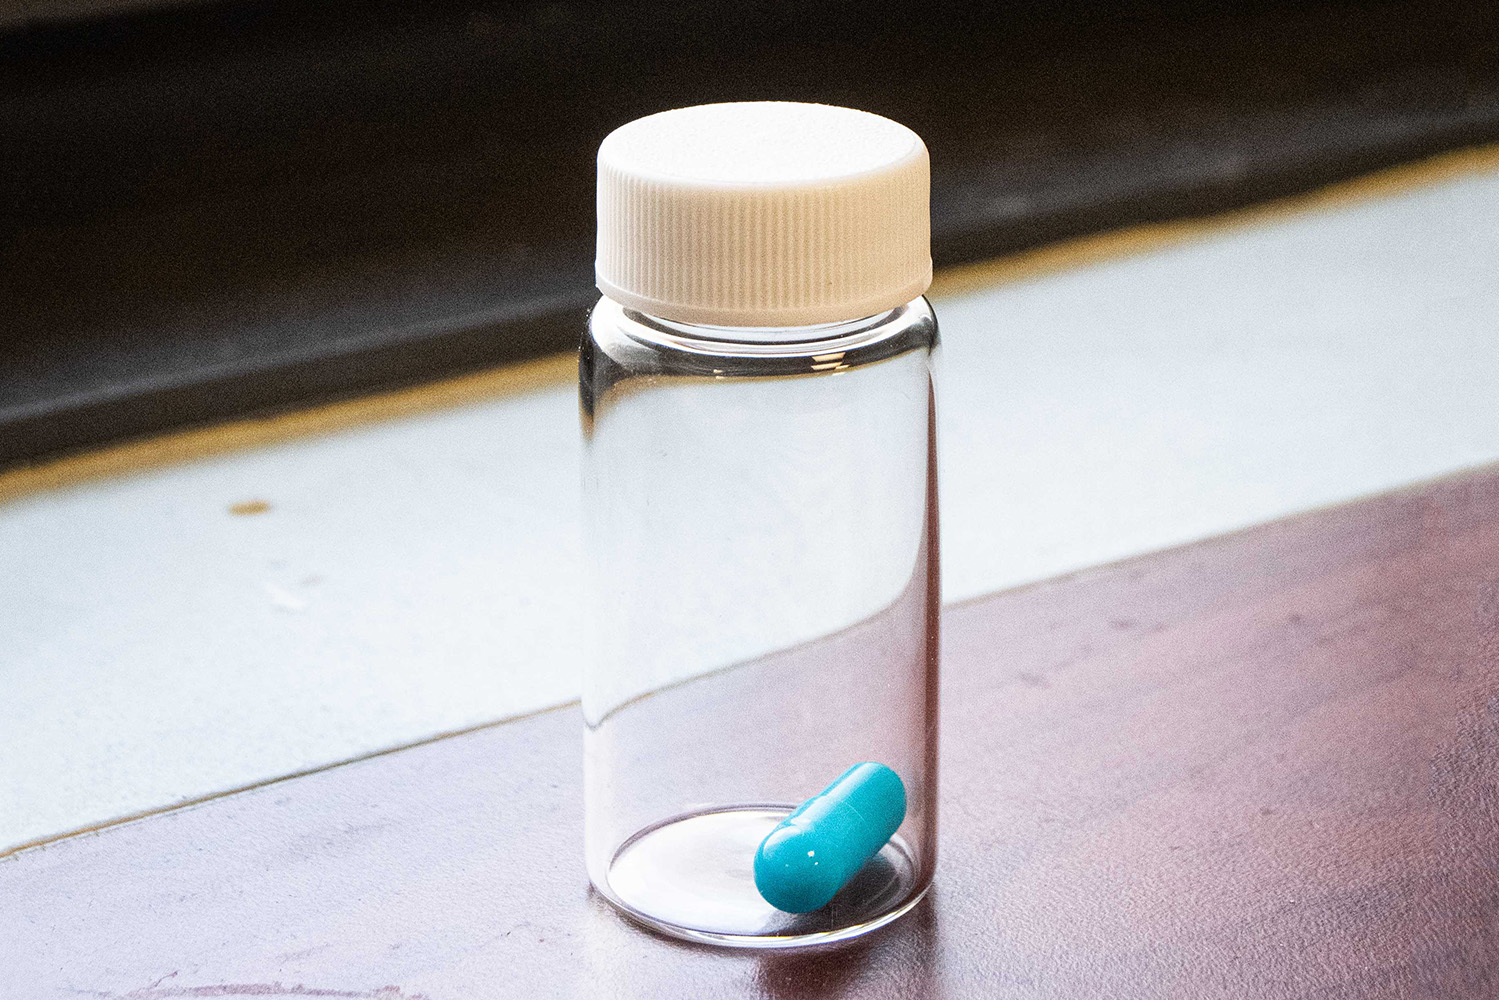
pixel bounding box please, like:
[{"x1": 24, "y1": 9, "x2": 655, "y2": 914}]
[{"x1": 585, "y1": 295, "x2": 937, "y2": 378}]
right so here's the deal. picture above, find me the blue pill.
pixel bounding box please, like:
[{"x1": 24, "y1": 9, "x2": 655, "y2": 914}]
[{"x1": 754, "y1": 762, "x2": 907, "y2": 913}]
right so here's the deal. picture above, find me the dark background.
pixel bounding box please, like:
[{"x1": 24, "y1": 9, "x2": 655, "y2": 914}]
[{"x1": 4, "y1": 0, "x2": 1499, "y2": 466}]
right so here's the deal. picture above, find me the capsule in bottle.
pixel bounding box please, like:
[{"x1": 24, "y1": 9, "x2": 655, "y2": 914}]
[{"x1": 754, "y1": 762, "x2": 907, "y2": 913}]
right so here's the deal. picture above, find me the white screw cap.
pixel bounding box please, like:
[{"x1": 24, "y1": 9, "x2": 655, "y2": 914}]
[{"x1": 596, "y1": 102, "x2": 931, "y2": 327}]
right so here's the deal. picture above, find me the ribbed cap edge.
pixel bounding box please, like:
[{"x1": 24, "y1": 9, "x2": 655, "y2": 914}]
[{"x1": 596, "y1": 102, "x2": 932, "y2": 327}]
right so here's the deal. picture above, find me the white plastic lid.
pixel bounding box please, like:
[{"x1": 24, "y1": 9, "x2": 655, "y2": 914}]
[{"x1": 596, "y1": 102, "x2": 932, "y2": 327}]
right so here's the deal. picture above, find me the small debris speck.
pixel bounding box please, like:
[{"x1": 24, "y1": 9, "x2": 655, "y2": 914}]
[{"x1": 230, "y1": 499, "x2": 272, "y2": 516}]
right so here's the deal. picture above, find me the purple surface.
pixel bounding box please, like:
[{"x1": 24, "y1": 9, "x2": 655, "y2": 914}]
[{"x1": 4, "y1": 468, "x2": 1499, "y2": 998}]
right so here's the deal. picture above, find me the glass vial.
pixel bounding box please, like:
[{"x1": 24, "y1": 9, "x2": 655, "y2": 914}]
[{"x1": 581, "y1": 102, "x2": 939, "y2": 948}]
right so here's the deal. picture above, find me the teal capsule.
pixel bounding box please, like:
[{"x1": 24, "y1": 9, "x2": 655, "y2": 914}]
[{"x1": 754, "y1": 762, "x2": 907, "y2": 913}]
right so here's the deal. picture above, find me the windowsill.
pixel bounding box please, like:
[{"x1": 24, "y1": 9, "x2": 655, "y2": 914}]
[{"x1": 4, "y1": 148, "x2": 1499, "y2": 856}]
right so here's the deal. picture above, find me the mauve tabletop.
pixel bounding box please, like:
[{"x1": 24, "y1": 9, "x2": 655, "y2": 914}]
[{"x1": 5, "y1": 466, "x2": 1499, "y2": 998}]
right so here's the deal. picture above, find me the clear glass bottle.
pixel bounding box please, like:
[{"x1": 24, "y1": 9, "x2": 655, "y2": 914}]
[
  {"x1": 581, "y1": 295, "x2": 939, "y2": 947},
  {"x1": 582, "y1": 101, "x2": 938, "y2": 948}
]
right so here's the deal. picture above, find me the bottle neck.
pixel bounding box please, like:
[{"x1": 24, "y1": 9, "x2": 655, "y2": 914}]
[
  {"x1": 586, "y1": 294, "x2": 936, "y2": 389},
  {"x1": 598, "y1": 295, "x2": 922, "y2": 354}
]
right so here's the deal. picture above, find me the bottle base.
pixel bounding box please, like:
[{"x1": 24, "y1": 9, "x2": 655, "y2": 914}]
[{"x1": 596, "y1": 805, "x2": 927, "y2": 949}]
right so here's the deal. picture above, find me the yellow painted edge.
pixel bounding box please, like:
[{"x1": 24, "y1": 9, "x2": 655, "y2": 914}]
[
  {"x1": 929, "y1": 140, "x2": 1499, "y2": 299},
  {"x1": 0, "y1": 352, "x2": 577, "y2": 506},
  {"x1": 5, "y1": 139, "x2": 1498, "y2": 508}
]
